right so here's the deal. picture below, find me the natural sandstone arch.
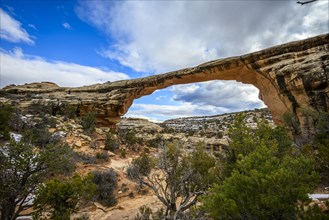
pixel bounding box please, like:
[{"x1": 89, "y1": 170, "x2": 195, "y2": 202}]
[
  {"x1": 1, "y1": 34, "x2": 328, "y2": 139},
  {"x1": 122, "y1": 62, "x2": 287, "y2": 125}
]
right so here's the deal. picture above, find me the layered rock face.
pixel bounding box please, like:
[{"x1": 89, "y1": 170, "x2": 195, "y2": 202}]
[{"x1": 1, "y1": 34, "x2": 328, "y2": 135}]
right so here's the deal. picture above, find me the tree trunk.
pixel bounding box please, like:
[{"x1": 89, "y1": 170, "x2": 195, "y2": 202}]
[{"x1": 0, "y1": 198, "x2": 16, "y2": 220}]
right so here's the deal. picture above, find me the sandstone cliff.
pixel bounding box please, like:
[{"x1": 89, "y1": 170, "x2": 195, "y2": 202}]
[{"x1": 1, "y1": 34, "x2": 328, "y2": 138}]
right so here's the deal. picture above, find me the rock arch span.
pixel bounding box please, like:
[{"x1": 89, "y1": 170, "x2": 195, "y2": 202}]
[{"x1": 1, "y1": 34, "x2": 328, "y2": 137}]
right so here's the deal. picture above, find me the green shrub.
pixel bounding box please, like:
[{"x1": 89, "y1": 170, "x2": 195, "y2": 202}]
[
  {"x1": 0, "y1": 141, "x2": 75, "y2": 219},
  {"x1": 22, "y1": 126, "x2": 53, "y2": 148},
  {"x1": 90, "y1": 140, "x2": 99, "y2": 150},
  {"x1": 283, "y1": 111, "x2": 301, "y2": 136},
  {"x1": 33, "y1": 173, "x2": 96, "y2": 220},
  {"x1": 120, "y1": 149, "x2": 126, "y2": 158},
  {"x1": 147, "y1": 135, "x2": 164, "y2": 148},
  {"x1": 9, "y1": 109, "x2": 26, "y2": 132},
  {"x1": 91, "y1": 169, "x2": 117, "y2": 206},
  {"x1": 96, "y1": 151, "x2": 110, "y2": 162},
  {"x1": 73, "y1": 152, "x2": 97, "y2": 164},
  {"x1": 203, "y1": 144, "x2": 319, "y2": 219},
  {"x1": 119, "y1": 130, "x2": 142, "y2": 146},
  {"x1": 202, "y1": 115, "x2": 319, "y2": 219},
  {"x1": 0, "y1": 104, "x2": 13, "y2": 140},
  {"x1": 104, "y1": 132, "x2": 120, "y2": 151},
  {"x1": 81, "y1": 112, "x2": 96, "y2": 133},
  {"x1": 58, "y1": 102, "x2": 77, "y2": 119},
  {"x1": 127, "y1": 152, "x2": 155, "y2": 180},
  {"x1": 43, "y1": 143, "x2": 76, "y2": 176}
]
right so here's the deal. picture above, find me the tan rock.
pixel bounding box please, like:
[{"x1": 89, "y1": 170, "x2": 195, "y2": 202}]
[
  {"x1": 48, "y1": 128, "x2": 56, "y2": 133},
  {"x1": 74, "y1": 140, "x2": 82, "y2": 148},
  {"x1": 80, "y1": 134, "x2": 92, "y2": 142},
  {"x1": 1, "y1": 34, "x2": 328, "y2": 142},
  {"x1": 95, "y1": 128, "x2": 104, "y2": 135}
]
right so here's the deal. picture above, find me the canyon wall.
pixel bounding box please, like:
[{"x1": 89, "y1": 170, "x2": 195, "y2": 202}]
[{"x1": 1, "y1": 34, "x2": 328, "y2": 138}]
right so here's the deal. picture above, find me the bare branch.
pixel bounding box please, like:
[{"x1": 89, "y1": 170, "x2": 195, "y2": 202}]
[{"x1": 297, "y1": 0, "x2": 317, "y2": 5}]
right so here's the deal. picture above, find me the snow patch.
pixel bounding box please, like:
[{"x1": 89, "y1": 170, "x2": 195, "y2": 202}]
[
  {"x1": 9, "y1": 132, "x2": 22, "y2": 142},
  {"x1": 308, "y1": 194, "x2": 329, "y2": 200}
]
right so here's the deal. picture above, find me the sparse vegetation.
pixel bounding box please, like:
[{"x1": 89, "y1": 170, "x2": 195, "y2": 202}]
[
  {"x1": 33, "y1": 173, "x2": 96, "y2": 220},
  {"x1": 0, "y1": 105, "x2": 327, "y2": 220},
  {"x1": 104, "y1": 132, "x2": 120, "y2": 151},
  {"x1": 202, "y1": 114, "x2": 320, "y2": 219},
  {"x1": 73, "y1": 151, "x2": 97, "y2": 164},
  {"x1": 81, "y1": 112, "x2": 96, "y2": 133},
  {"x1": 300, "y1": 109, "x2": 329, "y2": 183},
  {"x1": 119, "y1": 129, "x2": 142, "y2": 146},
  {"x1": 58, "y1": 102, "x2": 77, "y2": 119},
  {"x1": 134, "y1": 205, "x2": 164, "y2": 220},
  {"x1": 95, "y1": 151, "x2": 110, "y2": 162},
  {"x1": 22, "y1": 126, "x2": 53, "y2": 148},
  {"x1": 0, "y1": 141, "x2": 75, "y2": 220},
  {"x1": 0, "y1": 104, "x2": 13, "y2": 140},
  {"x1": 91, "y1": 169, "x2": 117, "y2": 207},
  {"x1": 127, "y1": 141, "x2": 219, "y2": 219}
]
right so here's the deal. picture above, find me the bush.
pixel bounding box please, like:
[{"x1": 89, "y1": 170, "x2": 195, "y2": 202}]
[
  {"x1": 33, "y1": 173, "x2": 96, "y2": 220},
  {"x1": 90, "y1": 140, "x2": 99, "y2": 150},
  {"x1": 73, "y1": 152, "x2": 97, "y2": 164},
  {"x1": 91, "y1": 169, "x2": 117, "y2": 207},
  {"x1": 134, "y1": 205, "x2": 153, "y2": 220},
  {"x1": 202, "y1": 115, "x2": 319, "y2": 219},
  {"x1": 127, "y1": 152, "x2": 155, "y2": 180},
  {"x1": 9, "y1": 109, "x2": 26, "y2": 132},
  {"x1": 203, "y1": 144, "x2": 319, "y2": 219},
  {"x1": 43, "y1": 143, "x2": 76, "y2": 176},
  {"x1": 0, "y1": 141, "x2": 76, "y2": 219},
  {"x1": 21, "y1": 126, "x2": 53, "y2": 148},
  {"x1": 58, "y1": 102, "x2": 77, "y2": 119},
  {"x1": 120, "y1": 149, "x2": 126, "y2": 158},
  {"x1": 39, "y1": 114, "x2": 58, "y2": 128},
  {"x1": 119, "y1": 130, "x2": 142, "y2": 146},
  {"x1": 0, "y1": 104, "x2": 13, "y2": 140},
  {"x1": 96, "y1": 151, "x2": 110, "y2": 162},
  {"x1": 81, "y1": 112, "x2": 96, "y2": 133},
  {"x1": 147, "y1": 135, "x2": 164, "y2": 148},
  {"x1": 104, "y1": 132, "x2": 120, "y2": 151},
  {"x1": 128, "y1": 143, "x2": 218, "y2": 219}
]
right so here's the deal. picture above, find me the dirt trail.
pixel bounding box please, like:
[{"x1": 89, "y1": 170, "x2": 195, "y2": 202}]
[{"x1": 81, "y1": 194, "x2": 162, "y2": 220}]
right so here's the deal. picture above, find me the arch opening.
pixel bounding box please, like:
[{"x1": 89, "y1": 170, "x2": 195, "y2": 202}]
[{"x1": 124, "y1": 80, "x2": 268, "y2": 122}]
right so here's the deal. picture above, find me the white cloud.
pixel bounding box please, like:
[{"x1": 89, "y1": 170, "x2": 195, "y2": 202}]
[
  {"x1": 122, "y1": 113, "x2": 163, "y2": 123},
  {"x1": 62, "y1": 22, "x2": 72, "y2": 30},
  {"x1": 126, "y1": 102, "x2": 235, "y2": 122},
  {"x1": 28, "y1": 24, "x2": 37, "y2": 30},
  {"x1": 126, "y1": 81, "x2": 266, "y2": 121},
  {"x1": 76, "y1": 0, "x2": 328, "y2": 120},
  {"x1": 0, "y1": 48, "x2": 129, "y2": 88},
  {"x1": 155, "y1": 95, "x2": 167, "y2": 100},
  {"x1": 77, "y1": 0, "x2": 328, "y2": 73},
  {"x1": 171, "y1": 81, "x2": 266, "y2": 111},
  {"x1": 0, "y1": 8, "x2": 34, "y2": 44}
]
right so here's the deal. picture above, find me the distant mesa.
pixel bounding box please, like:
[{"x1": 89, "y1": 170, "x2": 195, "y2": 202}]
[{"x1": 1, "y1": 33, "x2": 328, "y2": 139}]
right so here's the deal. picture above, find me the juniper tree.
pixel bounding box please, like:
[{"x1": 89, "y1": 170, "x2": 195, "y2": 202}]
[{"x1": 127, "y1": 142, "x2": 219, "y2": 219}]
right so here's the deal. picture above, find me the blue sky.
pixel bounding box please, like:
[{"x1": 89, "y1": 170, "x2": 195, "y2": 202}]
[{"x1": 1, "y1": 0, "x2": 328, "y2": 121}]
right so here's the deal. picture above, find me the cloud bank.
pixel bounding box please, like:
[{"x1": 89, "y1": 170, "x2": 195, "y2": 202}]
[
  {"x1": 76, "y1": 0, "x2": 328, "y2": 120},
  {"x1": 0, "y1": 8, "x2": 34, "y2": 44},
  {"x1": 171, "y1": 81, "x2": 265, "y2": 111},
  {"x1": 0, "y1": 48, "x2": 129, "y2": 88},
  {"x1": 77, "y1": 0, "x2": 328, "y2": 73}
]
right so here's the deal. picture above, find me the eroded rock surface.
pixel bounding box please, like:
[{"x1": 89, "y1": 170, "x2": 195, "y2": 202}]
[{"x1": 1, "y1": 34, "x2": 328, "y2": 136}]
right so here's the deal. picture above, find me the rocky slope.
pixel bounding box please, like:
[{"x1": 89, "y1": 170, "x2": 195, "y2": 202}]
[
  {"x1": 2, "y1": 108, "x2": 328, "y2": 219},
  {"x1": 1, "y1": 34, "x2": 328, "y2": 140}
]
